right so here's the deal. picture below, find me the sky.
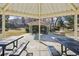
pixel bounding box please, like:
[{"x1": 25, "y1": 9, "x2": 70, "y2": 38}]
[{"x1": 9, "y1": 16, "x2": 22, "y2": 20}]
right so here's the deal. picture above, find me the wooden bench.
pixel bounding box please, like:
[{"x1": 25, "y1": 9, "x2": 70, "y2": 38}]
[
  {"x1": 9, "y1": 41, "x2": 30, "y2": 56},
  {"x1": 48, "y1": 46, "x2": 61, "y2": 56}
]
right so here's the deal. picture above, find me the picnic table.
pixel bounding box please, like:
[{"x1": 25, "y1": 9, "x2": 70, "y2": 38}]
[
  {"x1": 36, "y1": 34, "x2": 79, "y2": 55},
  {"x1": 0, "y1": 36, "x2": 24, "y2": 56}
]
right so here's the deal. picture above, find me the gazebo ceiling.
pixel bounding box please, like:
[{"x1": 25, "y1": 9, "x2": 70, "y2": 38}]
[{"x1": 0, "y1": 3, "x2": 79, "y2": 18}]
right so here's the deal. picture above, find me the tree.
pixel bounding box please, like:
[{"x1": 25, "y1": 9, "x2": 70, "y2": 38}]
[
  {"x1": 54, "y1": 15, "x2": 74, "y2": 31},
  {"x1": 54, "y1": 17, "x2": 64, "y2": 30},
  {"x1": 63, "y1": 15, "x2": 74, "y2": 30}
]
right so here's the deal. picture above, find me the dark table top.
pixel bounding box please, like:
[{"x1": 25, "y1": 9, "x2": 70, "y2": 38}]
[{"x1": 0, "y1": 36, "x2": 24, "y2": 46}]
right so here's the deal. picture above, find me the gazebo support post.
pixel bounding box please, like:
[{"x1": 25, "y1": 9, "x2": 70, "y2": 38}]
[
  {"x1": 29, "y1": 25, "x2": 32, "y2": 33},
  {"x1": 2, "y1": 11, "x2": 6, "y2": 38},
  {"x1": 48, "y1": 25, "x2": 50, "y2": 34},
  {"x1": 74, "y1": 14, "x2": 78, "y2": 40},
  {"x1": 29, "y1": 25, "x2": 30, "y2": 33},
  {"x1": 39, "y1": 19, "x2": 40, "y2": 41},
  {"x1": 38, "y1": 18, "x2": 41, "y2": 56},
  {"x1": 49, "y1": 18, "x2": 51, "y2": 33}
]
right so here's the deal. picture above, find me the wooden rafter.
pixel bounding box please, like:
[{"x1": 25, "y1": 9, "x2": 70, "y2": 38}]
[
  {"x1": 2, "y1": 3, "x2": 10, "y2": 11},
  {"x1": 69, "y1": 3, "x2": 77, "y2": 11},
  {"x1": 0, "y1": 3, "x2": 79, "y2": 18}
]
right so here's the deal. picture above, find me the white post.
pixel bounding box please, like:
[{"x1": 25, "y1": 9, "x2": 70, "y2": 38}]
[
  {"x1": 29, "y1": 25, "x2": 32, "y2": 33},
  {"x1": 2, "y1": 12, "x2": 6, "y2": 38},
  {"x1": 31, "y1": 25, "x2": 32, "y2": 33},
  {"x1": 29, "y1": 25, "x2": 30, "y2": 33},
  {"x1": 49, "y1": 18, "x2": 51, "y2": 33},
  {"x1": 38, "y1": 3, "x2": 41, "y2": 56},
  {"x1": 74, "y1": 14, "x2": 77, "y2": 40},
  {"x1": 39, "y1": 19, "x2": 40, "y2": 41}
]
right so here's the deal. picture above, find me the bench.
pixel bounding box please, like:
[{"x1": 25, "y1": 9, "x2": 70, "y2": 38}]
[
  {"x1": 48, "y1": 46, "x2": 61, "y2": 56},
  {"x1": 9, "y1": 41, "x2": 30, "y2": 56},
  {"x1": 0, "y1": 47, "x2": 2, "y2": 54}
]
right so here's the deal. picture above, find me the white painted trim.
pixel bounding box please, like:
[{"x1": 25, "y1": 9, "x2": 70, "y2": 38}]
[
  {"x1": 0, "y1": 10, "x2": 76, "y2": 18},
  {"x1": 3, "y1": 3, "x2": 10, "y2": 11},
  {"x1": 74, "y1": 14, "x2": 78, "y2": 40},
  {"x1": 0, "y1": 3, "x2": 79, "y2": 18},
  {"x1": 68, "y1": 3, "x2": 77, "y2": 11},
  {"x1": 2, "y1": 11, "x2": 6, "y2": 38}
]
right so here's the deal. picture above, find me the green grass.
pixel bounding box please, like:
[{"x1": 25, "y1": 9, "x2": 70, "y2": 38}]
[
  {"x1": 6, "y1": 28, "x2": 26, "y2": 37},
  {"x1": 0, "y1": 28, "x2": 26, "y2": 38}
]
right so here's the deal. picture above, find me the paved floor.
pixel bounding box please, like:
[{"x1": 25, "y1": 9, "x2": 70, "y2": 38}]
[{"x1": 20, "y1": 33, "x2": 50, "y2": 56}]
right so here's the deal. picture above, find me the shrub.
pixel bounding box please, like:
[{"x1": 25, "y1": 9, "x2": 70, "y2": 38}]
[{"x1": 25, "y1": 25, "x2": 29, "y2": 33}]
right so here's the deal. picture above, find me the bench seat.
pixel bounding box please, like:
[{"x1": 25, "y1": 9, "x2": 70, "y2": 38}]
[
  {"x1": 9, "y1": 41, "x2": 29, "y2": 56},
  {"x1": 0, "y1": 47, "x2": 2, "y2": 54},
  {"x1": 48, "y1": 46, "x2": 61, "y2": 56}
]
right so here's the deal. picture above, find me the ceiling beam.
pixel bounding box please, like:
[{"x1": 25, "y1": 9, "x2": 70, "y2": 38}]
[
  {"x1": 0, "y1": 10, "x2": 75, "y2": 18},
  {"x1": 0, "y1": 11, "x2": 77, "y2": 18},
  {"x1": 0, "y1": 3, "x2": 79, "y2": 18},
  {"x1": 69, "y1": 3, "x2": 77, "y2": 11},
  {"x1": 2, "y1": 3, "x2": 10, "y2": 11},
  {"x1": 40, "y1": 10, "x2": 75, "y2": 18},
  {"x1": 0, "y1": 8, "x2": 2, "y2": 11},
  {"x1": 3, "y1": 11, "x2": 40, "y2": 19}
]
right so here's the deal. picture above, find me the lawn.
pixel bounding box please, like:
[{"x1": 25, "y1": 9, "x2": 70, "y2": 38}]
[
  {"x1": 0, "y1": 28, "x2": 26, "y2": 38},
  {"x1": 0, "y1": 28, "x2": 79, "y2": 39},
  {"x1": 5, "y1": 28, "x2": 26, "y2": 37}
]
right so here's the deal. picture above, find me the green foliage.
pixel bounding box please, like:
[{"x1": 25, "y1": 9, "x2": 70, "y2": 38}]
[
  {"x1": 63, "y1": 15, "x2": 74, "y2": 29},
  {"x1": 32, "y1": 25, "x2": 47, "y2": 34},
  {"x1": 32, "y1": 25, "x2": 39, "y2": 33},
  {"x1": 54, "y1": 17, "x2": 64, "y2": 30},
  {"x1": 55, "y1": 15, "x2": 74, "y2": 30},
  {"x1": 41, "y1": 25, "x2": 48, "y2": 34},
  {"x1": 25, "y1": 25, "x2": 29, "y2": 33},
  {"x1": 57, "y1": 17, "x2": 64, "y2": 28}
]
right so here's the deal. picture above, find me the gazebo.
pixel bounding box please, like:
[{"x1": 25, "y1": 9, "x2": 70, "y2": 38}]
[
  {"x1": 0, "y1": 3, "x2": 79, "y2": 40},
  {"x1": 27, "y1": 20, "x2": 49, "y2": 33}
]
